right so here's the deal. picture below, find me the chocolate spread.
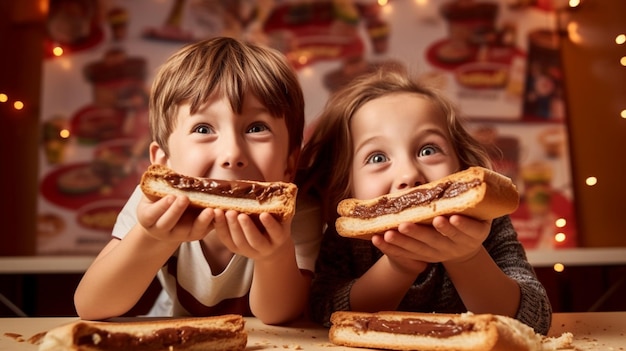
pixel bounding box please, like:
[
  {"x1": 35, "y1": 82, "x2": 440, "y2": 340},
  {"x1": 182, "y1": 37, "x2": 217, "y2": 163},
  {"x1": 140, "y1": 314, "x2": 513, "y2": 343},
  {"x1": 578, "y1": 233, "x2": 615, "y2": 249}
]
[
  {"x1": 353, "y1": 317, "x2": 473, "y2": 338},
  {"x1": 350, "y1": 179, "x2": 481, "y2": 218},
  {"x1": 164, "y1": 174, "x2": 285, "y2": 204},
  {"x1": 74, "y1": 325, "x2": 238, "y2": 350}
]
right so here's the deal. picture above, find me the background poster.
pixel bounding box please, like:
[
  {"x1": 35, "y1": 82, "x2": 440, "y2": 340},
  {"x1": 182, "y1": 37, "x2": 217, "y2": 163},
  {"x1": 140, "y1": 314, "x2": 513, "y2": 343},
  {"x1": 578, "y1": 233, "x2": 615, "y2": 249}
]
[{"x1": 37, "y1": 0, "x2": 576, "y2": 254}]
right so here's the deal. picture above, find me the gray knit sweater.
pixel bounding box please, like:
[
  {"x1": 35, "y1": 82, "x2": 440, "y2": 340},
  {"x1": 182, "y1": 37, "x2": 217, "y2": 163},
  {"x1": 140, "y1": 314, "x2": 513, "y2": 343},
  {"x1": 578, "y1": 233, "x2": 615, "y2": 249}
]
[{"x1": 309, "y1": 216, "x2": 552, "y2": 335}]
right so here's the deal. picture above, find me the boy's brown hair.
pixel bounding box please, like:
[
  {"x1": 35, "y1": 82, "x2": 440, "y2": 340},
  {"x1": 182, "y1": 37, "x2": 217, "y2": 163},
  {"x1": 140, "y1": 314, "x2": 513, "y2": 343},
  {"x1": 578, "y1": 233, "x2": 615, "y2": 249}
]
[
  {"x1": 298, "y1": 66, "x2": 492, "y2": 224},
  {"x1": 149, "y1": 36, "x2": 305, "y2": 159}
]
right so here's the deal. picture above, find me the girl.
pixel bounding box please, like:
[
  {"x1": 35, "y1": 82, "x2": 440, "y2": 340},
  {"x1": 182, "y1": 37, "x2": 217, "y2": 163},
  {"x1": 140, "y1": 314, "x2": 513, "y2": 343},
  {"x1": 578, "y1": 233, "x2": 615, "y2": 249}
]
[{"x1": 298, "y1": 67, "x2": 552, "y2": 334}]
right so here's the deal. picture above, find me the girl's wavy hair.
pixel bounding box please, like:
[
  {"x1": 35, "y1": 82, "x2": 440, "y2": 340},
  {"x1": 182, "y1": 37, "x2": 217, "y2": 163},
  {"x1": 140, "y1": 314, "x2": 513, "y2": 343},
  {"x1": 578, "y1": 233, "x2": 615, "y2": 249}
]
[
  {"x1": 298, "y1": 66, "x2": 492, "y2": 224},
  {"x1": 149, "y1": 36, "x2": 305, "y2": 158}
]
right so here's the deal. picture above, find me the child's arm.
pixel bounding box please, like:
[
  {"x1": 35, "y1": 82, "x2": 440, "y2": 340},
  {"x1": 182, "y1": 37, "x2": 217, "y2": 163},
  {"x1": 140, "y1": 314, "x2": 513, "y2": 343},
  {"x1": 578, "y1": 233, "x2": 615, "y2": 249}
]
[
  {"x1": 74, "y1": 194, "x2": 213, "y2": 320},
  {"x1": 74, "y1": 227, "x2": 179, "y2": 320},
  {"x1": 433, "y1": 215, "x2": 522, "y2": 317},
  {"x1": 360, "y1": 215, "x2": 520, "y2": 316},
  {"x1": 213, "y1": 211, "x2": 311, "y2": 325},
  {"x1": 349, "y1": 254, "x2": 428, "y2": 312},
  {"x1": 443, "y1": 247, "x2": 521, "y2": 316},
  {"x1": 249, "y1": 235, "x2": 311, "y2": 325},
  {"x1": 445, "y1": 216, "x2": 552, "y2": 334}
]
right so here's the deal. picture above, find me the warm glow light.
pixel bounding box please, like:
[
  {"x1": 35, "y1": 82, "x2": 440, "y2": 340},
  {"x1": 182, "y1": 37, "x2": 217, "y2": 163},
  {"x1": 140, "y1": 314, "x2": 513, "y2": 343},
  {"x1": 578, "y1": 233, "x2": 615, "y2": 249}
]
[
  {"x1": 298, "y1": 55, "x2": 308, "y2": 66},
  {"x1": 616, "y1": 34, "x2": 626, "y2": 45},
  {"x1": 300, "y1": 66, "x2": 314, "y2": 78},
  {"x1": 13, "y1": 101, "x2": 24, "y2": 110},
  {"x1": 553, "y1": 263, "x2": 565, "y2": 272},
  {"x1": 568, "y1": 0, "x2": 580, "y2": 7},
  {"x1": 586, "y1": 176, "x2": 598, "y2": 186},
  {"x1": 555, "y1": 218, "x2": 567, "y2": 228},
  {"x1": 567, "y1": 22, "x2": 582, "y2": 44},
  {"x1": 59, "y1": 129, "x2": 71, "y2": 138},
  {"x1": 53, "y1": 46, "x2": 64, "y2": 57},
  {"x1": 39, "y1": 0, "x2": 49, "y2": 15},
  {"x1": 554, "y1": 232, "x2": 566, "y2": 243},
  {"x1": 621, "y1": 110, "x2": 626, "y2": 118},
  {"x1": 0, "y1": 93, "x2": 7, "y2": 103},
  {"x1": 378, "y1": 0, "x2": 388, "y2": 6},
  {"x1": 621, "y1": 56, "x2": 626, "y2": 66}
]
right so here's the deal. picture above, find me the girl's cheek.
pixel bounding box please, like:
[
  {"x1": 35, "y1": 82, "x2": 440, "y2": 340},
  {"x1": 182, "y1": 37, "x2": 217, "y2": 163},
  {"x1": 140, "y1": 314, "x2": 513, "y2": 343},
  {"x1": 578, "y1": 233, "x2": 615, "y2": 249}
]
[{"x1": 352, "y1": 181, "x2": 382, "y2": 200}]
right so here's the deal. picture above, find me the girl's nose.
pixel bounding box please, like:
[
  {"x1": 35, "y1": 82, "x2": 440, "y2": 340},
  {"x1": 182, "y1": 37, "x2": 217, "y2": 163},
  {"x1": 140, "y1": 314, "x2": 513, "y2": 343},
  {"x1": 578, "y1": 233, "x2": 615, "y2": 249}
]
[{"x1": 395, "y1": 168, "x2": 424, "y2": 191}]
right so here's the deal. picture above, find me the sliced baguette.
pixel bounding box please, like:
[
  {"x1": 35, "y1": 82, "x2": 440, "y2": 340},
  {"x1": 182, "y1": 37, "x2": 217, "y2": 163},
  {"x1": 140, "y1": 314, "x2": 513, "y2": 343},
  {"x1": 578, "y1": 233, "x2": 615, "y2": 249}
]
[
  {"x1": 38, "y1": 314, "x2": 247, "y2": 351},
  {"x1": 336, "y1": 167, "x2": 519, "y2": 239},
  {"x1": 140, "y1": 164, "x2": 297, "y2": 222}
]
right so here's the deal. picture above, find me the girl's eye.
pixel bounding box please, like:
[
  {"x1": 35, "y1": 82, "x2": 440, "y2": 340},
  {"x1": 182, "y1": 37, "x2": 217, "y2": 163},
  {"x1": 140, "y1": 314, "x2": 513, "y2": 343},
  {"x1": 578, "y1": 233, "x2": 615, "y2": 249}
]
[
  {"x1": 366, "y1": 153, "x2": 388, "y2": 164},
  {"x1": 419, "y1": 145, "x2": 440, "y2": 157},
  {"x1": 193, "y1": 124, "x2": 213, "y2": 134},
  {"x1": 247, "y1": 123, "x2": 269, "y2": 134}
]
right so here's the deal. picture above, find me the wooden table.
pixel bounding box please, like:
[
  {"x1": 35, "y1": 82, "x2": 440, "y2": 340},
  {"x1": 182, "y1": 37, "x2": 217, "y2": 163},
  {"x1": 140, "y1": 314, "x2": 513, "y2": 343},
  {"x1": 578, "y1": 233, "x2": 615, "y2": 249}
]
[{"x1": 1, "y1": 312, "x2": 624, "y2": 350}]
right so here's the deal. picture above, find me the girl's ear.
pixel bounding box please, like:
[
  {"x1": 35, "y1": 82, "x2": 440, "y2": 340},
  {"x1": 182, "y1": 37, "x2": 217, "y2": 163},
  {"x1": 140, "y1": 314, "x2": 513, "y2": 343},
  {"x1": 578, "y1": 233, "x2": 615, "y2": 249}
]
[
  {"x1": 284, "y1": 149, "x2": 300, "y2": 182},
  {"x1": 149, "y1": 141, "x2": 169, "y2": 165}
]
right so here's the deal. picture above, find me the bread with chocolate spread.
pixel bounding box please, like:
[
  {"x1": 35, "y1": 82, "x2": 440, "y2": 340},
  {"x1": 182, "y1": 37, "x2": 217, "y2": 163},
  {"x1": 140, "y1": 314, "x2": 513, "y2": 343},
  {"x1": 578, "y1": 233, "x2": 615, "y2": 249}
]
[
  {"x1": 38, "y1": 314, "x2": 247, "y2": 351},
  {"x1": 140, "y1": 164, "x2": 297, "y2": 222},
  {"x1": 329, "y1": 311, "x2": 573, "y2": 351},
  {"x1": 336, "y1": 167, "x2": 519, "y2": 239}
]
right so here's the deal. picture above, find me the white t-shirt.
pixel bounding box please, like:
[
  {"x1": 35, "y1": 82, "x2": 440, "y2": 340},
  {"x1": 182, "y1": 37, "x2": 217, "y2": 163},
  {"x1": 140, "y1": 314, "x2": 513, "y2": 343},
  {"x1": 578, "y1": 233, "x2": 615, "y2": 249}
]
[{"x1": 112, "y1": 186, "x2": 322, "y2": 316}]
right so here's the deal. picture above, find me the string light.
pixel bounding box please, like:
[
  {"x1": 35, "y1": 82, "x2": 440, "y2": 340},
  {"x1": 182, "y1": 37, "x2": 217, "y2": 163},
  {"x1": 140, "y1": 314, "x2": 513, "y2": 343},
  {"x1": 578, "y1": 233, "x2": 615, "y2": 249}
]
[
  {"x1": 555, "y1": 218, "x2": 567, "y2": 228},
  {"x1": 0, "y1": 93, "x2": 7, "y2": 103},
  {"x1": 554, "y1": 232, "x2": 567, "y2": 243},
  {"x1": 553, "y1": 263, "x2": 565, "y2": 272},
  {"x1": 616, "y1": 34, "x2": 626, "y2": 45},
  {"x1": 585, "y1": 176, "x2": 598, "y2": 186},
  {"x1": 621, "y1": 109, "x2": 626, "y2": 118},
  {"x1": 13, "y1": 101, "x2": 24, "y2": 110},
  {"x1": 52, "y1": 46, "x2": 63, "y2": 57},
  {"x1": 568, "y1": 0, "x2": 581, "y2": 8}
]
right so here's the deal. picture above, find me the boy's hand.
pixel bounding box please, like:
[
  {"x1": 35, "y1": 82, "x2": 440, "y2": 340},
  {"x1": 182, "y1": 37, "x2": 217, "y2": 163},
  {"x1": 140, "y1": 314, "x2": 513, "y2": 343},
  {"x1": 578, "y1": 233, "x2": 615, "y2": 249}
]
[
  {"x1": 137, "y1": 194, "x2": 215, "y2": 243},
  {"x1": 213, "y1": 209, "x2": 294, "y2": 261},
  {"x1": 373, "y1": 215, "x2": 491, "y2": 267}
]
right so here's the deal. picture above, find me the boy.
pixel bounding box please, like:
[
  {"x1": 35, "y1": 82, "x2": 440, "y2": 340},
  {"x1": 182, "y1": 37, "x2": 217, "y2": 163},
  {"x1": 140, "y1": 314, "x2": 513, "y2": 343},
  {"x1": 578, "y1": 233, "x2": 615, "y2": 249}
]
[{"x1": 74, "y1": 37, "x2": 321, "y2": 325}]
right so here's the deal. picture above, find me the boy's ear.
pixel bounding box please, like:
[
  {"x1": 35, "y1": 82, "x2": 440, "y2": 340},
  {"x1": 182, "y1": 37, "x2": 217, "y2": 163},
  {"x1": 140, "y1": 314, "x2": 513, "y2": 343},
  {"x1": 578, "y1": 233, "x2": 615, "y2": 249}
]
[
  {"x1": 284, "y1": 149, "x2": 300, "y2": 182},
  {"x1": 149, "y1": 141, "x2": 169, "y2": 165}
]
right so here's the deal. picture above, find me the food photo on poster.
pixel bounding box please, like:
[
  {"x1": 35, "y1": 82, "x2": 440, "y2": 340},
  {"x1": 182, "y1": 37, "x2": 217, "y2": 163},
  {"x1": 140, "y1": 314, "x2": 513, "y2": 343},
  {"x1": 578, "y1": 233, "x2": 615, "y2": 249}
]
[{"x1": 37, "y1": 0, "x2": 577, "y2": 255}]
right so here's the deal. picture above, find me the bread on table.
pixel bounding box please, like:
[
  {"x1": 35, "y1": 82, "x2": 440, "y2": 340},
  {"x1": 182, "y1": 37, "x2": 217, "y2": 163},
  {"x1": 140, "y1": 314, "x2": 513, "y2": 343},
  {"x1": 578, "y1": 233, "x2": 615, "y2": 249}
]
[
  {"x1": 329, "y1": 311, "x2": 573, "y2": 351},
  {"x1": 38, "y1": 314, "x2": 247, "y2": 351}
]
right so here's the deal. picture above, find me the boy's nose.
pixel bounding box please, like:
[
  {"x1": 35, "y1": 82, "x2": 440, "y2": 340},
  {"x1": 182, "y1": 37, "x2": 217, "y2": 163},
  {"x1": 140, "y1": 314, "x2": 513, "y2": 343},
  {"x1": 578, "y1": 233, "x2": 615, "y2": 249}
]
[
  {"x1": 219, "y1": 136, "x2": 248, "y2": 169},
  {"x1": 222, "y1": 160, "x2": 245, "y2": 168}
]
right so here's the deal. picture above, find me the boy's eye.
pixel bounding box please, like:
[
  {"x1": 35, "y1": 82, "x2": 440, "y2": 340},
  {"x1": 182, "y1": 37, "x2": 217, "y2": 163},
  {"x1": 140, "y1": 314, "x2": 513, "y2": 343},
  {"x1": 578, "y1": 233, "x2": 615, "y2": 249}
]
[
  {"x1": 366, "y1": 153, "x2": 388, "y2": 164},
  {"x1": 419, "y1": 145, "x2": 440, "y2": 157},
  {"x1": 247, "y1": 123, "x2": 269, "y2": 134},
  {"x1": 193, "y1": 124, "x2": 214, "y2": 134}
]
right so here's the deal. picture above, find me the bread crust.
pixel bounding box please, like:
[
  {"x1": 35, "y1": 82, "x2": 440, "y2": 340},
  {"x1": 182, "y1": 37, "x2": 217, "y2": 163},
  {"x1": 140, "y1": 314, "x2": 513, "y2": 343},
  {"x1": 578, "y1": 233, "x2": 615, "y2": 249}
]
[
  {"x1": 140, "y1": 164, "x2": 297, "y2": 222},
  {"x1": 38, "y1": 314, "x2": 247, "y2": 351},
  {"x1": 336, "y1": 167, "x2": 519, "y2": 239},
  {"x1": 329, "y1": 311, "x2": 566, "y2": 351}
]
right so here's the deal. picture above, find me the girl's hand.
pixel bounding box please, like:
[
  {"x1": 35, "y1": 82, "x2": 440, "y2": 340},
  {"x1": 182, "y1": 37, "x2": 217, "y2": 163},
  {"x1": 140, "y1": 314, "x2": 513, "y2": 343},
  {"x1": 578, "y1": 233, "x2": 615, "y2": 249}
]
[
  {"x1": 213, "y1": 209, "x2": 294, "y2": 261},
  {"x1": 374, "y1": 215, "x2": 491, "y2": 265},
  {"x1": 372, "y1": 236, "x2": 430, "y2": 276},
  {"x1": 136, "y1": 194, "x2": 215, "y2": 243}
]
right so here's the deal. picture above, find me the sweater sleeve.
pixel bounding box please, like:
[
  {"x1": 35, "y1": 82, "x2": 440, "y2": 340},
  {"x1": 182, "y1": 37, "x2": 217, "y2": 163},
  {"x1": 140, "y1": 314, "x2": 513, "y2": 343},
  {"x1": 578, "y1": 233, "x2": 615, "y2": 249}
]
[
  {"x1": 484, "y1": 216, "x2": 553, "y2": 335},
  {"x1": 309, "y1": 227, "x2": 357, "y2": 327}
]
